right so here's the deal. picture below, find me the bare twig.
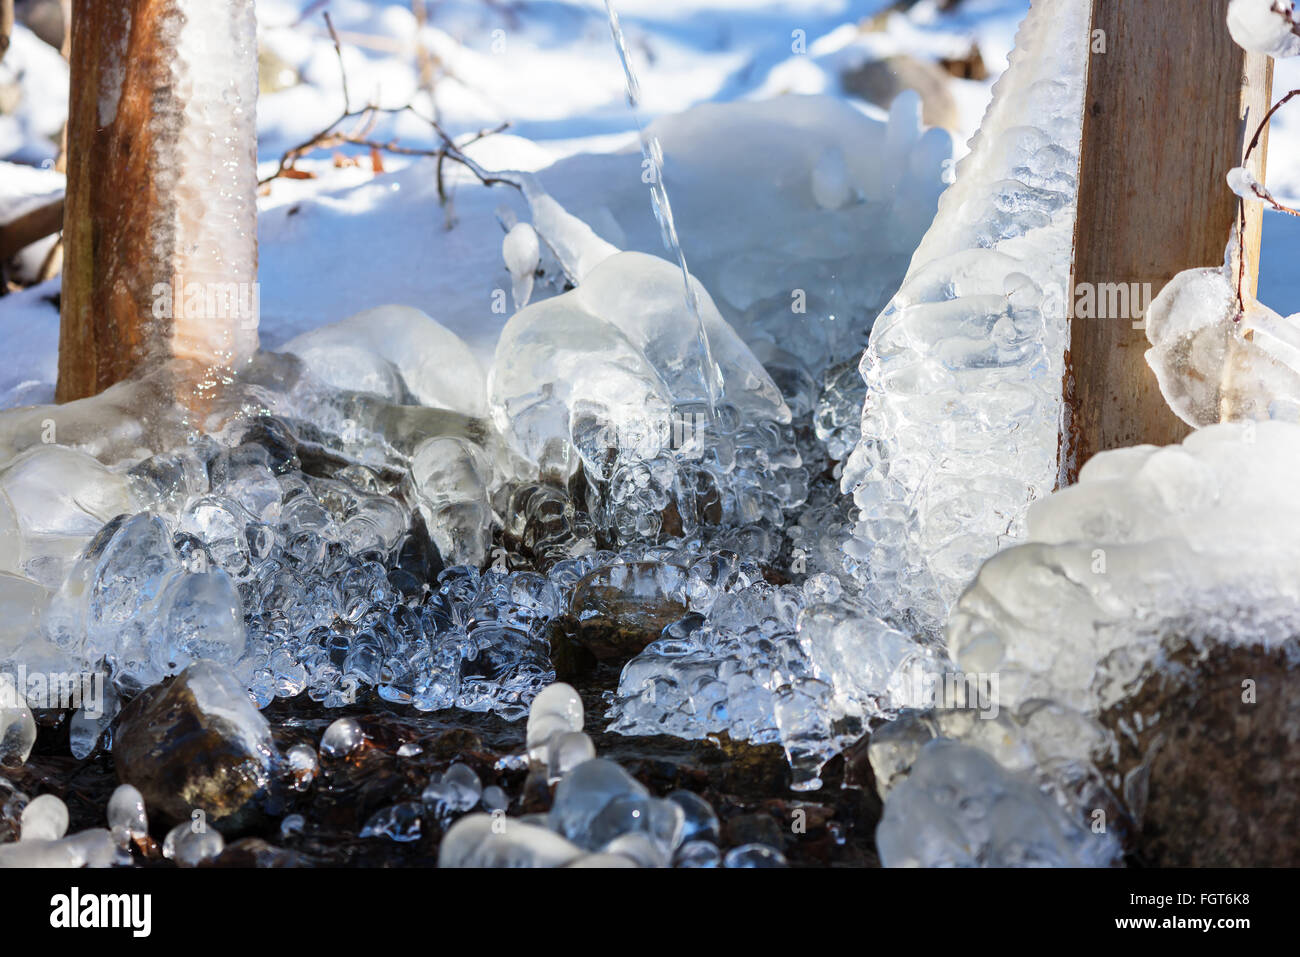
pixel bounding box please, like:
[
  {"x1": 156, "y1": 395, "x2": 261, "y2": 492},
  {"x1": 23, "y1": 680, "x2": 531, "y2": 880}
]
[
  {"x1": 1235, "y1": 88, "x2": 1300, "y2": 312},
  {"x1": 260, "y1": 13, "x2": 514, "y2": 202}
]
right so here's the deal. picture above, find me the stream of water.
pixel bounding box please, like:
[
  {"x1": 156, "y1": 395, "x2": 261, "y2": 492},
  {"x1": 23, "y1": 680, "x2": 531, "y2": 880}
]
[{"x1": 602, "y1": 0, "x2": 721, "y2": 419}]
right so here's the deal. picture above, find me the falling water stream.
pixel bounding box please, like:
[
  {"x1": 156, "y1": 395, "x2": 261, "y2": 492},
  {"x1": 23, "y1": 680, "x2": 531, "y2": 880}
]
[{"x1": 602, "y1": 0, "x2": 722, "y2": 420}]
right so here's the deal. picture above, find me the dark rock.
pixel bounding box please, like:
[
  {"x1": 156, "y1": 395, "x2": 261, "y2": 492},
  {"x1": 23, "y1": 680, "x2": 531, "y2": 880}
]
[
  {"x1": 1097, "y1": 637, "x2": 1300, "y2": 866},
  {"x1": 724, "y1": 812, "x2": 787, "y2": 850},
  {"x1": 113, "y1": 662, "x2": 277, "y2": 832},
  {"x1": 566, "y1": 562, "x2": 688, "y2": 664}
]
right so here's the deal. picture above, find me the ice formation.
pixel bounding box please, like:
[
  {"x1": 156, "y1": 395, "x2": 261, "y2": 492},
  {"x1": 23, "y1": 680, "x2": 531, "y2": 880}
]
[
  {"x1": 876, "y1": 740, "x2": 1119, "y2": 867},
  {"x1": 489, "y1": 249, "x2": 806, "y2": 540},
  {"x1": 541, "y1": 93, "x2": 953, "y2": 416},
  {"x1": 1146, "y1": 240, "x2": 1300, "y2": 426},
  {"x1": 841, "y1": 0, "x2": 1090, "y2": 633},
  {"x1": 437, "y1": 684, "x2": 770, "y2": 868},
  {"x1": 1227, "y1": 0, "x2": 1300, "y2": 57},
  {"x1": 0, "y1": 789, "x2": 134, "y2": 868},
  {"x1": 865, "y1": 423, "x2": 1300, "y2": 856}
]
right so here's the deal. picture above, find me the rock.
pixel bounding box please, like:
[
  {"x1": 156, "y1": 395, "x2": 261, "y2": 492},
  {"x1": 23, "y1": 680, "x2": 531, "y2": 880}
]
[
  {"x1": 1097, "y1": 638, "x2": 1300, "y2": 866},
  {"x1": 841, "y1": 55, "x2": 960, "y2": 131},
  {"x1": 112, "y1": 662, "x2": 277, "y2": 831},
  {"x1": 565, "y1": 562, "x2": 688, "y2": 664}
]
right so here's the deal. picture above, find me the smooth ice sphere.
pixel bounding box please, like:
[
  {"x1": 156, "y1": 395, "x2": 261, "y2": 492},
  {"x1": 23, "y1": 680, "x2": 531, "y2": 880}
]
[
  {"x1": 1227, "y1": 0, "x2": 1300, "y2": 57},
  {"x1": 282, "y1": 305, "x2": 488, "y2": 417},
  {"x1": 20, "y1": 794, "x2": 69, "y2": 842},
  {"x1": 320, "y1": 718, "x2": 364, "y2": 758},
  {"x1": 547, "y1": 758, "x2": 649, "y2": 849},
  {"x1": 723, "y1": 843, "x2": 789, "y2": 868},
  {"x1": 527, "y1": 682, "x2": 584, "y2": 744},
  {"x1": 675, "y1": 839, "x2": 722, "y2": 867},
  {"x1": 587, "y1": 795, "x2": 685, "y2": 854},
  {"x1": 667, "y1": 790, "x2": 720, "y2": 844},
  {"x1": 284, "y1": 743, "x2": 319, "y2": 791},
  {"x1": 422, "y1": 763, "x2": 483, "y2": 816},
  {"x1": 438, "y1": 813, "x2": 584, "y2": 868},
  {"x1": 546, "y1": 731, "x2": 596, "y2": 782},
  {"x1": 361, "y1": 802, "x2": 423, "y2": 842},
  {"x1": 876, "y1": 740, "x2": 1118, "y2": 868},
  {"x1": 171, "y1": 827, "x2": 226, "y2": 868},
  {"x1": 0, "y1": 686, "x2": 37, "y2": 766},
  {"x1": 480, "y1": 785, "x2": 509, "y2": 813},
  {"x1": 107, "y1": 784, "x2": 148, "y2": 839}
]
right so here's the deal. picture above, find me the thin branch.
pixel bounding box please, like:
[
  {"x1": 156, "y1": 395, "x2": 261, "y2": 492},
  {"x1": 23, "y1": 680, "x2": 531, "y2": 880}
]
[
  {"x1": 1235, "y1": 87, "x2": 1300, "y2": 312},
  {"x1": 259, "y1": 14, "x2": 515, "y2": 198}
]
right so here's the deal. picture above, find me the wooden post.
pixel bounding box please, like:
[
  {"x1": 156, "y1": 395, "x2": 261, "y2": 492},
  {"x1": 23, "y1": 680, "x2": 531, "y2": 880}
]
[
  {"x1": 1, "y1": 1, "x2": 13, "y2": 65},
  {"x1": 1065, "y1": 0, "x2": 1273, "y2": 477},
  {"x1": 57, "y1": 0, "x2": 259, "y2": 405}
]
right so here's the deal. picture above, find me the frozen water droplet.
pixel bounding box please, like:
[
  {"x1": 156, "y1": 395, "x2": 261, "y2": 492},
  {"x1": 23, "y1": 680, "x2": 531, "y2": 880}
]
[
  {"x1": 20, "y1": 794, "x2": 68, "y2": 842},
  {"x1": 723, "y1": 843, "x2": 788, "y2": 868},
  {"x1": 320, "y1": 718, "x2": 364, "y2": 758},
  {"x1": 106, "y1": 784, "x2": 147, "y2": 839}
]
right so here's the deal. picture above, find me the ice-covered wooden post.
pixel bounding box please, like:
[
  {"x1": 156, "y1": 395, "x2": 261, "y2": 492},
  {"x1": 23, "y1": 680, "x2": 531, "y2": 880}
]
[
  {"x1": 1065, "y1": 0, "x2": 1273, "y2": 474},
  {"x1": 57, "y1": 0, "x2": 260, "y2": 404}
]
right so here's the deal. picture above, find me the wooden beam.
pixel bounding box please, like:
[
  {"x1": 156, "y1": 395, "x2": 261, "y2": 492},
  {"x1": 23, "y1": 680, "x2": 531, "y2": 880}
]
[
  {"x1": 1065, "y1": 0, "x2": 1273, "y2": 477},
  {"x1": 57, "y1": 0, "x2": 259, "y2": 404}
]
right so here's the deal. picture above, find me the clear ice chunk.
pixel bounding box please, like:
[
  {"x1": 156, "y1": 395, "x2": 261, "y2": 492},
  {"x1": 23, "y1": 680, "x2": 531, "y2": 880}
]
[{"x1": 841, "y1": 0, "x2": 1091, "y2": 634}]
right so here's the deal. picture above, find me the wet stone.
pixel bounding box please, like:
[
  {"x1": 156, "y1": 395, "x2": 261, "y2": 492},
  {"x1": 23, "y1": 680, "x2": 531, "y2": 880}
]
[
  {"x1": 565, "y1": 562, "x2": 689, "y2": 664},
  {"x1": 112, "y1": 662, "x2": 277, "y2": 831}
]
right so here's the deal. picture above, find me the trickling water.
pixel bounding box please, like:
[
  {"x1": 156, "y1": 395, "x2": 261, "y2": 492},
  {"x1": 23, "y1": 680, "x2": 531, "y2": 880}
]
[{"x1": 602, "y1": 0, "x2": 721, "y2": 418}]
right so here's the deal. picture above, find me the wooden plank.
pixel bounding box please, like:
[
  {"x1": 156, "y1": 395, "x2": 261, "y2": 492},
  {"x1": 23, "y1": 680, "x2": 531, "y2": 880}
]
[
  {"x1": 1065, "y1": 0, "x2": 1273, "y2": 478},
  {"x1": 57, "y1": 0, "x2": 259, "y2": 405}
]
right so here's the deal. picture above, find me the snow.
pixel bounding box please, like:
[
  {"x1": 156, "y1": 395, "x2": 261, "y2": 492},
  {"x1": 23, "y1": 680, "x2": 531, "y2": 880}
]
[{"x1": 1227, "y1": 0, "x2": 1300, "y2": 58}]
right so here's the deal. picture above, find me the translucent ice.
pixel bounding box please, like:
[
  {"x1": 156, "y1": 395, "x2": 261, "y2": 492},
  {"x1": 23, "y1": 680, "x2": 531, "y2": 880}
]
[
  {"x1": 1227, "y1": 0, "x2": 1300, "y2": 57},
  {"x1": 547, "y1": 758, "x2": 648, "y2": 849},
  {"x1": 490, "y1": 250, "x2": 805, "y2": 539},
  {"x1": 1145, "y1": 240, "x2": 1300, "y2": 426},
  {"x1": 927, "y1": 422, "x2": 1300, "y2": 833},
  {"x1": 20, "y1": 793, "x2": 69, "y2": 842},
  {"x1": 877, "y1": 740, "x2": 1119, "y2": 867},
  {"x1": 107, "y1": 784, "x2": 148, "y2": 840},
  {"x1": 439, "y1": 813, "x2": 584, "y2": 868},
  {"x1": 0, "y1": 446, "x2": 135, "y2": 587},
  {"x1": 320, "y1": 718, "x2": 365, "y2": 758},
  {"x1": 282, "y1": 306, "x2": 487, "y2": 417},
  {"x1": 0, "y1": 682, "x2": 36, "y2": 766},
  {"x1": 842, "y1": 0, "x2": 1091, "y2": 634}
]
